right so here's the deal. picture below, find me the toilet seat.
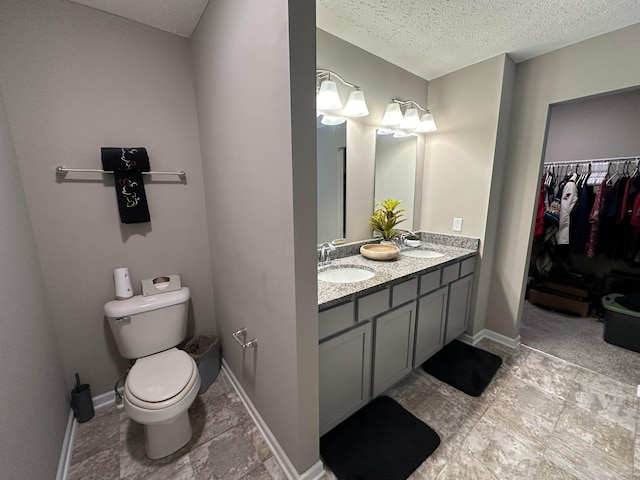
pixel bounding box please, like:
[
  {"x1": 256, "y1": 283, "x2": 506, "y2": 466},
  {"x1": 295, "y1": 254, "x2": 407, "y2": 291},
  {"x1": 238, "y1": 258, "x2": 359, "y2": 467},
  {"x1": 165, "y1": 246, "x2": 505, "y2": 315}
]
[{"x1": 126, "y1": 348, "x2": 198, "y2": 410}]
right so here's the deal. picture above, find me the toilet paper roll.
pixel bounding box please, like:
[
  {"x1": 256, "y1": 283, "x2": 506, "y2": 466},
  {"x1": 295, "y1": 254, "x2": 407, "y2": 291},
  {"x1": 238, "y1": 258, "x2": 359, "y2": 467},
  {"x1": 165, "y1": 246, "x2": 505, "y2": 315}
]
[{"x1": 113, "y1": 267, "x2": 133, "y2": 300}]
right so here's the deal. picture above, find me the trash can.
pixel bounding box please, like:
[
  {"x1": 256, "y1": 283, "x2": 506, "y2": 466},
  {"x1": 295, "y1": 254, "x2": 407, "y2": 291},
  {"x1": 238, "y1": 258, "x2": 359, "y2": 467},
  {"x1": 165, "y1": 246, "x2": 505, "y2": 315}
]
[
  {"x1": 184, "y1": 335, "x2": 221, "y2": 394},
  {"x1": 602, "y1": 294, "x2": 640, "y2": 353}
]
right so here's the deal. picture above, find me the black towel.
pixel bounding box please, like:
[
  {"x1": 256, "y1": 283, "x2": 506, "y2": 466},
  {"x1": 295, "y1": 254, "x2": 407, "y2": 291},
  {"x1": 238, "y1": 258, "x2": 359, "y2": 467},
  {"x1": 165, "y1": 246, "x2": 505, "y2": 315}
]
[{"x1": 101, "y1": 148, "x2": 151, "y2": 224}]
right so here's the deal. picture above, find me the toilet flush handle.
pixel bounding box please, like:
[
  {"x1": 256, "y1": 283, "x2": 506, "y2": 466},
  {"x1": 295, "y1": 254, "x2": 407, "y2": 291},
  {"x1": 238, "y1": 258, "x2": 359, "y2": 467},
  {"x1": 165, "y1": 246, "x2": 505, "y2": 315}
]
[{"x1": 115, "y1": 316, "x2": 131, "y2": 325}]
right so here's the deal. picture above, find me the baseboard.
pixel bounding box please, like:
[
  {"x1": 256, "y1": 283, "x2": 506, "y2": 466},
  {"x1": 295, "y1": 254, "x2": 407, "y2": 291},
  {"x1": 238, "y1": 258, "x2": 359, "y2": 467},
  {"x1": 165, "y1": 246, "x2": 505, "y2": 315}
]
[
  {"x1": 56, "y1": 409, "x2": 76, "y2": 480},
  {"x1": 92, "y1": 386, "x2": 124, "y2": 410},
  {"x1": 459, "y1": 328, "x2": 521, "y2": 349},
  {"x1": 221, "y1": 360, "x2": 326, "y2": 480}
]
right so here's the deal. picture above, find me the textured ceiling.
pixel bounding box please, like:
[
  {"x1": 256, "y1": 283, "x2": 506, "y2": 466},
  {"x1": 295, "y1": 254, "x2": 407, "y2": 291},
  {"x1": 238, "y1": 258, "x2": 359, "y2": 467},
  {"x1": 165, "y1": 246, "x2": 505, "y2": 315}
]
[
  {"x1": 317, "y1": 0, "x2": 640, "y2": 80},
  {"x1": 69, "y1": 0, "x2": 210, "y2": 37}
]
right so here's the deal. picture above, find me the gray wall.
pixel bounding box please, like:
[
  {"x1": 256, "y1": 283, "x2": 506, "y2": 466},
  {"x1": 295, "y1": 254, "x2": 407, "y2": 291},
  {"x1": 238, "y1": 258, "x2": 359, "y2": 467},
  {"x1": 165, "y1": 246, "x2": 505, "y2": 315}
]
[
  {"x1": 191, "y1": 0, "x2": 319, "y2": 474},
  {"x1": 544, "y1": 88, "x2": 640, "y2": 162},
  {"x1": 487, "y1": 23, "x2": 640, "y2": 339},
  {"x1": 0, "y1": 0, "x2": 215, "y2": 395},
  {"x1": 0, "y1": 82, "x2": 69, "y2": 479},
  {"x1": 421, "y1": 55, "x2": 515, "y2": 336}
]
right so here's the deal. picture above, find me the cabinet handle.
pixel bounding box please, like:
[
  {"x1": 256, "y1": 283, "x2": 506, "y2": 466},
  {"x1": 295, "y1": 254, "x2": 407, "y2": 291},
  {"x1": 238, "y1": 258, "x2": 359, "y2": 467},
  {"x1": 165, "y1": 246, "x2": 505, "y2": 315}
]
[{"x1": 232, "y1": 328, "x2": 258, "y2": 349}]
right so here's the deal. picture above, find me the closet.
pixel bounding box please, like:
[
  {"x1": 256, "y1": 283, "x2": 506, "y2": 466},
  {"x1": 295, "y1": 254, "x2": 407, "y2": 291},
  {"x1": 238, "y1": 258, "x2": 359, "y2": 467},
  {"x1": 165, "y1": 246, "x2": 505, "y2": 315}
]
[
  {"x1": 523, "y1": 88, "x2": 640, "y2": 380},
  {"x1": 530, "y1": 157, "x2": 640, "y2": 316}
]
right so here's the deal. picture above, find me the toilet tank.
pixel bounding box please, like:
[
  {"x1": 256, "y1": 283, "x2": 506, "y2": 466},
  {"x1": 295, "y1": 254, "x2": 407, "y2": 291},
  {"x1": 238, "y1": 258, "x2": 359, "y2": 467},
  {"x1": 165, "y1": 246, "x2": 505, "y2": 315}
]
[{"x1": 104, "y1": 287, "x2": 190, "y2": 359}]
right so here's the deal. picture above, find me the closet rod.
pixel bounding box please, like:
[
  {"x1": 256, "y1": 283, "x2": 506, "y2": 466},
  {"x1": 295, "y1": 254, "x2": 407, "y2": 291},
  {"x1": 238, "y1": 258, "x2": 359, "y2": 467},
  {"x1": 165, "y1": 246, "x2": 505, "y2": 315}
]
[
  {"x1": 545, "y1": 155, "x2": 640, "y2": 166},
  {"x1": 56, "y1": 165, "x2": 186, "y2": 179}
]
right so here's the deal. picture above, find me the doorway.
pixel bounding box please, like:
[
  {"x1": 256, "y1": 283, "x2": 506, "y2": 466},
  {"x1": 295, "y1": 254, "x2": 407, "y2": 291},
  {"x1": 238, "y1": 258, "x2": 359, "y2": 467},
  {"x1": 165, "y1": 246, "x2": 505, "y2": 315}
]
[{"x1": 521, "y1": 87, "x2": 640, "y2": 386}]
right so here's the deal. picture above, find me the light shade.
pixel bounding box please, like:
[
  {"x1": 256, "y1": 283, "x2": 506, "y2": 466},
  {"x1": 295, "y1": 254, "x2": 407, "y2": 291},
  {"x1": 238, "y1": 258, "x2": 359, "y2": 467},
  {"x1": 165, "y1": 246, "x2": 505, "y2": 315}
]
[
  {"x1": 415, "y1": 113, "x2": 437, "y2": 132},
  {"x1": 381, "y1": 102, "x2": 403, "y2": 126},
  {"x1": 320, "y1": 115, "x2": 346, "y2": 126},
  {"x1": 376, "y1": 128, "x2": 394, "y2": 136},
  {"x1": 317, "y1": 80, "x2": 342, "y2": 111},
  {"x1": 392, "y1": 130, "x2": 411, "y2": 138},
  {"x1": 342, "y1": 89, "x2": 369, "y2": 117},
  {"x1": 400, "y1": 107, "x2": 420, "y2": 129}
]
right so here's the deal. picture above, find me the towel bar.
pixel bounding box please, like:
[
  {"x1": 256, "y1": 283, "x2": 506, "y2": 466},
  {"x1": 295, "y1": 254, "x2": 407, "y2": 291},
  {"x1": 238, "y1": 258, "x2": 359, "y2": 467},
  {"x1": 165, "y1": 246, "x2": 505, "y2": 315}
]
[{"x1": 56, "y1": 165, "x2": 186, "y2": 179}]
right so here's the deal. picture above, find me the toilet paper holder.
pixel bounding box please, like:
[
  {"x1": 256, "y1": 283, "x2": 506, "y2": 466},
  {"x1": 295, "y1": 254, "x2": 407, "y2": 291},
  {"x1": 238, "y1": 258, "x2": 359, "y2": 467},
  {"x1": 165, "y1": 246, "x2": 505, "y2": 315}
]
[{"x1": 141, "y1": 274, "x2": 181, "y2": 296}]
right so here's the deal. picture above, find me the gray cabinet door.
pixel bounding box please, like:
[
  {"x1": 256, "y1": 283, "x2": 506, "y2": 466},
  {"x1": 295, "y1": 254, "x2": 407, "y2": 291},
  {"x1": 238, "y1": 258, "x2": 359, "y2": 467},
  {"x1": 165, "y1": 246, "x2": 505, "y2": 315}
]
[
  {"x1": 319, "y1": 322, "x2": 372, "y2": 435},
  {"x1": 414, "y1": 286, "x2": 448, "y2": 367},
  {"x1": 444, "y1": 274, "x2": 473, "y2": 344},
  {"x1": 372, "y1": 302, "x2": 416, "y2": 397}
]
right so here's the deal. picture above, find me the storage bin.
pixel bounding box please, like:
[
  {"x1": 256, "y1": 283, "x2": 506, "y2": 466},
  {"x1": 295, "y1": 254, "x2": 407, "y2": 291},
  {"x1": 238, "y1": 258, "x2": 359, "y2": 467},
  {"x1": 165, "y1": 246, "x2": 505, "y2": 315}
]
[{"x1": 601, "y1": 294, "x2": 640, "y2": 353}]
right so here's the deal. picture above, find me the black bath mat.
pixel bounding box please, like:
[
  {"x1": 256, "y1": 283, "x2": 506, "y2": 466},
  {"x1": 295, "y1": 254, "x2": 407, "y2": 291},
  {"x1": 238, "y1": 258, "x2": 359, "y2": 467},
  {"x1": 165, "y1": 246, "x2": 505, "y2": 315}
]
[
  {"x1": 423, "y1": 340, "x2": 502, "y2": 396},
  {"x1": 320, "y1": 396, "x2": 440, "y2": 480}
]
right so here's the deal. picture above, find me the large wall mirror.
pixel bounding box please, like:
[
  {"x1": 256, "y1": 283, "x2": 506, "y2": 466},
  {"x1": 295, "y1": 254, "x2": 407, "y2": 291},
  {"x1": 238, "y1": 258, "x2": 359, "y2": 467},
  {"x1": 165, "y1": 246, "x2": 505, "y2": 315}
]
[
  {"x1": 317, "y1": 120, "x2": 420, "y2": 244},
  {"x1": 317, "y1": 117, "x2": 347, "y2": 244},
  {"x1": 374, "y1": 135, "x2": 417, "y2": 231}
]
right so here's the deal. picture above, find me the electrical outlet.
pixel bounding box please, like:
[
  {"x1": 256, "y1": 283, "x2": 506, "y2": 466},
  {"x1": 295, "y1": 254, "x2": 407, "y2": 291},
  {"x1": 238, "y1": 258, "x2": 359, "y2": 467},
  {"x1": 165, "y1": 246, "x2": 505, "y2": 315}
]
[
  {"x1": 637, "y1": 385, "x2": 640, "y2": 398},
  {"x1": 453, "y1": 217, "x2": 463, "y2": 232}
]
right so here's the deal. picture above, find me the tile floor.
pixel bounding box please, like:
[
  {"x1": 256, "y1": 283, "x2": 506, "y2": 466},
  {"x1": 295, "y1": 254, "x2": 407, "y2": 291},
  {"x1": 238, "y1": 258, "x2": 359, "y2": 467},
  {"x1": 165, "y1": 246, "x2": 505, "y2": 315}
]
[
  {"x1": 67, "y1": 372, "x2": 286, "y2": 480},
  {"x1": 69, "y1": 339, "x2": 640, "y2": 479}
]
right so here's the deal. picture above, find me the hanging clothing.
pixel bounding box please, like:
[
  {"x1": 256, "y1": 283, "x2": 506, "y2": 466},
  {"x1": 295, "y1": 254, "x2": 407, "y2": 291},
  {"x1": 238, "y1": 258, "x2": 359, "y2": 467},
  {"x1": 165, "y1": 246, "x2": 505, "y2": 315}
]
[
  {"x1": 573, "y1": 185, "x2": 594, "y2": 255},
  {"x1": 598, "y1": 177, "x2": 629, "y2": 257},
  {"x1": 556, "y1": 180, "x2": 578, "y2": 245},
  {"x1": 534, "y1": 175, "x2": 546, "y2": 240},
  {"x1": 586, "y1": 180, "x2": 610, "y2": 258}
]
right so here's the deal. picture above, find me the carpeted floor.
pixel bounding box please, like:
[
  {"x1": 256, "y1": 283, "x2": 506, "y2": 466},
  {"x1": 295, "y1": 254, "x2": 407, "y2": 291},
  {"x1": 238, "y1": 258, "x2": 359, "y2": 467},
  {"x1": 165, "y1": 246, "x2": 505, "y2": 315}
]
[{"x1": 521, "y1": 301, "x2": 640, "y2": 386}]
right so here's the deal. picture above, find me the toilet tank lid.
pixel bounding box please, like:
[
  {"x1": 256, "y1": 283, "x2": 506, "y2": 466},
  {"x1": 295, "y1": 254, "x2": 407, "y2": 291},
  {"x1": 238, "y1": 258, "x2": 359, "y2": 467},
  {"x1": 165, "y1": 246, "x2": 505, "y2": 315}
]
[{"x1": 104, "y1": 287, "x2": 190, "y2": 318}]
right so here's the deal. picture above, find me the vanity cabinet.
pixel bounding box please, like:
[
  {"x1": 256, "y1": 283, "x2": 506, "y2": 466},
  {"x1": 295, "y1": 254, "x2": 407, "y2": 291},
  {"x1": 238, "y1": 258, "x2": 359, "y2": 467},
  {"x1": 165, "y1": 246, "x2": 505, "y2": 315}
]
[
  {"x1": 319, "y1": 320, "x2": 372, "y2": 435},
  {"x1": 372, "y1": 302, "x2": 416, "y2": 397},
  {"x1": 318, "y1": 253, "x2": 476, "y2": 434},
  {"x1": 413, "y1": 286, "x2": 448, "y2": 367},
  {"x1": 444, "y1": 268, "x2": 475, "y2": 344}
]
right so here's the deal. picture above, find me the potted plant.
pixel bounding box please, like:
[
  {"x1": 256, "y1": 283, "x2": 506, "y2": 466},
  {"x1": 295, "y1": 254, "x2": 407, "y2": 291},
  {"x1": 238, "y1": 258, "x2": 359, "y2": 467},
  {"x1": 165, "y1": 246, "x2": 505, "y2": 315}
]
[
  {"x1": 369, "y1": 198, "x2": 406, "y2": 243},
  {"x1": 405, "y1": 233, "x2": 421, "y2": 248}
]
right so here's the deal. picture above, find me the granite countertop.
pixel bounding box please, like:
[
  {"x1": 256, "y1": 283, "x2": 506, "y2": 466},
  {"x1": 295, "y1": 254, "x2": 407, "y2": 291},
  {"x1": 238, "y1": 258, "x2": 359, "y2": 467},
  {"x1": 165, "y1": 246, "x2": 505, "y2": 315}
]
[{"x1": 318, "y1": 234, "x2": 478, "y2": 310}]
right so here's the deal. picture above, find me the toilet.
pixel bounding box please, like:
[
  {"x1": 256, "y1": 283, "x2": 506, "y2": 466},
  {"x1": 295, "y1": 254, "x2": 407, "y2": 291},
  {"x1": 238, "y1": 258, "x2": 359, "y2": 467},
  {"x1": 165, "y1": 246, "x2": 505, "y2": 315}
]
[{"x1": 104, "y1": 287, "x2": 200, "y2": 459}]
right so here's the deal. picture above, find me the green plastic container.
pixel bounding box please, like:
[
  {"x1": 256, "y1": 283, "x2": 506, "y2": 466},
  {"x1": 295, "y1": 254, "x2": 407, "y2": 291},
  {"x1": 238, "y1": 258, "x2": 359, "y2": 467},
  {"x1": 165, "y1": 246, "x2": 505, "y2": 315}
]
[{"x1": 601, "y1": 294, "x2": 640, "y2": 353}]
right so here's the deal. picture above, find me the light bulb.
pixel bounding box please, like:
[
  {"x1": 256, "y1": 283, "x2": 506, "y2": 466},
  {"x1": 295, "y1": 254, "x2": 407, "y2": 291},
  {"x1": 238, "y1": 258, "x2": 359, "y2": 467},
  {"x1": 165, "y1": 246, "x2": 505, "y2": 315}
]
[
  {"x1": 400, "y1": 107, "x2": 420, "y2": 129},
  {"x1": 381, "y1": 102, "x2": 403, "y2": 126},
  {"x1": 317, "y1": 80, "x2": 342, "y2": 111},
  {"x1": 343, "y1": 89, "x2": 369, "y2": 117},
  {"x1": 416, "y1": 113, "x2": 437, "y2": 132}
]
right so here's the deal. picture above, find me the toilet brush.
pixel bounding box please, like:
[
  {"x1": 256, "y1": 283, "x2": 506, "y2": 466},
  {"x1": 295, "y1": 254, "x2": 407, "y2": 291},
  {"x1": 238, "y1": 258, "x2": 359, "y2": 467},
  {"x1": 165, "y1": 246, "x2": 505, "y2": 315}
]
[{"x1": 70, "y1": 372, "x2": 94, "y2": 423}]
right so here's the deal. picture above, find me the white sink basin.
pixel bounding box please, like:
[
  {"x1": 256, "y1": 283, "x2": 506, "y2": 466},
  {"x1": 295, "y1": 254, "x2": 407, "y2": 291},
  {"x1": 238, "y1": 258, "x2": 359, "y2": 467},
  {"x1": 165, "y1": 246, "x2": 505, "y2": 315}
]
[
  {"x1": 401, "y1": 249, "x2": 445, "y2": 259},
  {"x1": 318, "y1": 266, "x2": 375, "y2": 284}
]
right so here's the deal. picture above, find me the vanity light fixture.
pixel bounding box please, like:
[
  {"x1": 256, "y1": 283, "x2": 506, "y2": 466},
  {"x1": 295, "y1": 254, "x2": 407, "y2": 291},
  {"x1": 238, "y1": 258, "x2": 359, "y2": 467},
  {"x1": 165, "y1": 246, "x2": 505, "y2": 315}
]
[
  {"x1": 316, "y1": 69, "x2": 369, "y2": 121},
  {"x1": 379, "y1": 99, "x2": 437, "y2": 135}
]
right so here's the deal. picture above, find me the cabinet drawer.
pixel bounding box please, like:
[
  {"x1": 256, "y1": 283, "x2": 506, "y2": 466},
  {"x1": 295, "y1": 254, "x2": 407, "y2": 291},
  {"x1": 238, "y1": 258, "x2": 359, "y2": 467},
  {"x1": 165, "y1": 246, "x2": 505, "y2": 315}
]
[
  {"x1": 357, "y1": 288, "x2": 390, "y2": 321},
  {"x1": 460, "y1": 256, "x2": 476, "y2": 277},
  {"x1": 441, "y1": 263, "x2": 460, "y2": 284},
  {"x1": 391, "y1": 278, "x2": 418, "y2": 307},
  {"x1": 319, "y1": 302, "x2": 354, "y2": 340},
  {"x1": 419, "y1": 269, "x2": 441, "y2": 295}
]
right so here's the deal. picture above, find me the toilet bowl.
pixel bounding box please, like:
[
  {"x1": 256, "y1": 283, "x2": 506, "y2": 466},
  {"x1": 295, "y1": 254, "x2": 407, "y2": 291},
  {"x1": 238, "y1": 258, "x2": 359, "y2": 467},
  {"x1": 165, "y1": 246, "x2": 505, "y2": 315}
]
[
  {"x1": 124, "y1": 348, "x2": 201, "y2": 459},
  {"x1": 104, "y1": 287, "x2": 200, "y2": 459}
]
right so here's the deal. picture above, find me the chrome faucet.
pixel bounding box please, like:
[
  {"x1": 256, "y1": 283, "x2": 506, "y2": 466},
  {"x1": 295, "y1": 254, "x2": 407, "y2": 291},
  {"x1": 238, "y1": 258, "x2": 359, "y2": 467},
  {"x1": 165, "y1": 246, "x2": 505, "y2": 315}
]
[
  {"x1": 396, "y1": 230, "x2": 416, "y2": 249},
  {"x1": 318, "y1": 242, "x2": 336, "y2": 266}
]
